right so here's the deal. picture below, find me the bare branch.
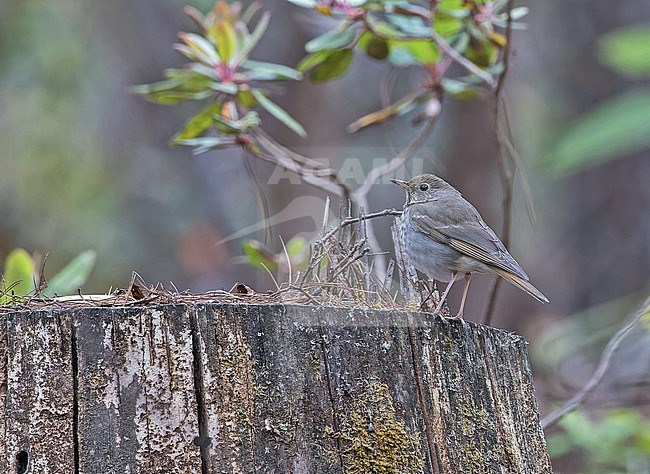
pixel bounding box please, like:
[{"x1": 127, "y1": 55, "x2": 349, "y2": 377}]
[
  {"x1": 541, "y1": 296, "x2": 650, "y2": 429},
  {"x1": 248, "y1": 129, "x2": 351, "y2": 199},
  {"x1": 483, "y1": 0, "x2": 518, "y2": 325},
  {"x1": 321, "y1": 208, "x2": 402, "y2": 243},
  {"x1": 354, "y1": 113, "x2": 439, "y2": 198},
  {"x1": 431, "y1": 30, "x2": 497, "y2": 88}
]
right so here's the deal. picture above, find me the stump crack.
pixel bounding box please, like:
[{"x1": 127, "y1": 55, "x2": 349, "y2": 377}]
[
  {"x1": 406, "y1": 322, "x2": 441, "y2": 474},
  {"x1": 189, "y1": 308, "x2": 210, "y2": 474}
]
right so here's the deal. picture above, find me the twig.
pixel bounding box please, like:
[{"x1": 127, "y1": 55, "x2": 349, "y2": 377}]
[
  {"x1": 541, "y1": 296, "x2": 650, "y2": 429},
  {"x1": 431, "y1": 30, "x2": 497, "y2": 88},
  {"x1": 247, "y1": 129, "x2": 351, "y2": 199},
  {"x1": 321, "y1": 208, "x2": 402, "y2": 243},
  {"x1": 353, "y1": 114, "x2": 439, "y2": 198},
  {"x1": 483, "y1": 0, "x2": 517, "y2": 326}
]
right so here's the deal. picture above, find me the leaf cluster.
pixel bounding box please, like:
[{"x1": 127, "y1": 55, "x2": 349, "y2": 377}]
[
  {"x1": 133, "y1": 0, "x2": 526, "y2": 154},
  {"x1": 133, "y1": 1, "x2": 306, "y2": 154},
  {"x1": 0, "y1": 248, "x2": 96, "y2": 305}
]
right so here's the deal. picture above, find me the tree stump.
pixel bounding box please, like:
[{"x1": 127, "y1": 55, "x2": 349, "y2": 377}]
[{"x1": 0, "y1": 303, "x2": 553, "y2": 473}]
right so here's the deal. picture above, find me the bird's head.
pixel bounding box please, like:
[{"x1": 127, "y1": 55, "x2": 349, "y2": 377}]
[{"x1": 390, "y1": 174, "x2": 452, "y2": 204}]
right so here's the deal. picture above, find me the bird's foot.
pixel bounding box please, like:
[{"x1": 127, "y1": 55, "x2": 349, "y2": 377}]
[{"x1": 450, "y1": 310, "x2": 466, "y2": 325}]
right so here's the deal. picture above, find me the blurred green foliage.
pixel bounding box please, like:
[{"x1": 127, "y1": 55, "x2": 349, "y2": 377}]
[
  {"x1": 547, "y1": 410, "x2": 650, "y2": 473},
  {"x1": 241, "y1": 236, "x2": 309, "y2": 274},
  {"x1": 546, "y1": 24, "x2": 650, "y2": 174},
  {"x1": 0, "y1": 248, "x2": 96, "y2": 304}
]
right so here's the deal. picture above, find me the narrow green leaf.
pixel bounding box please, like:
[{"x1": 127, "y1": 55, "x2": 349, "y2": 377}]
[
  {"x1": 392, "y1": 39, "x2": 441, "y2": 65},
  {"x1": 441, "y1": 78, "x2": 482, "y2": 99},
  {"x1": 545, "y1": 89, "x2": 650, "y2": 174},
  {"x1": 176, "y1": 136, "x2": 238, "y2": 154},
  {"x1": 242, "y1": 240, "x2": 279, "y2": 270},
  {"x1": 2, "y1": 248, "x2": 35, "y2": 301},
  {"x1": 305, "y1": 28, "x2": 357, "y2": 53},
  {"x1": 509, "y1": 7, "x2": 529, "y2": 20},
  {"x1": 386, "y1": 15, "x2": 432, "y2": 38},
  {"x1": 251, "y1": 89, "x2": 306, "y2": 137},
  {"x1": 241, "y1": 60, "x2": 303, "y2": 81},
  {"x1": 347, "y1": 90, "x2": 422, "y2": 132},
  {"x1": 42, "y1": 250, "x2": 97, "y2": 297},
  {"x1": 286, "y1": 0, "x2": 317, "y2": 7},
  {"x1": 297, "y1": 50, "x2": 333, "y2": 72},
  {"x1": 599, "y1": 25, "x2": 650, "y2": 78},
  {"x1": 311, "y1": 49, "x2": 354, "y2": 83},
  {"x1": 172, "y1": 102, "x2": 222, "y2": 144},
  {"x1": 179, "y1": 32, "x2": 221, "y2": 65},
  {"x1": 214, "y1": 21, "x2": 238, "y2": 62},
  {"x1": 137, "y1": 90, "x2": 213, "y2": 105},
  {"x1": 208, "y1": 82, "x2": 239, "y2": 94},
  {"x1": 229, "y1": 12, "x2": 270, "y2": 67}
]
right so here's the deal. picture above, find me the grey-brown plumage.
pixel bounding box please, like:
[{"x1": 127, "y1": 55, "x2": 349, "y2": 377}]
[{"x1": 391, "y1": 174, "x2": 548, "y2": 318}]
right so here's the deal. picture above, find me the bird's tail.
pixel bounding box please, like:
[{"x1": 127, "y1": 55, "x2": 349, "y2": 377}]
[{"x1": 490, "y1": 267, "x2": 549, "y2": 304}]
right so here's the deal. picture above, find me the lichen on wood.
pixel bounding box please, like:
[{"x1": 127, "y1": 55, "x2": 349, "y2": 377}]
[{"x1": 0, "y1": 302, "x2": 552, "y2": 473}]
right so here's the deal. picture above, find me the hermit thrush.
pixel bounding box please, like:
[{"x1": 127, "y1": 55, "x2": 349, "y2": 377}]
[{"x1": 391, "y1": 174, "x2": 548, "y2": 319}]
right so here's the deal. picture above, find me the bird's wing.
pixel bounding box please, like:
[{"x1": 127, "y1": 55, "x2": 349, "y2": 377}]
[{"x1": 409, "y1": 202, "x2": 529, "y2": 280}]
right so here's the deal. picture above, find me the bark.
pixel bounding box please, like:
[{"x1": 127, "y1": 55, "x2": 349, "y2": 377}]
[{"x1": 0, "y1": 303, "x2": 552, "y2": 473}]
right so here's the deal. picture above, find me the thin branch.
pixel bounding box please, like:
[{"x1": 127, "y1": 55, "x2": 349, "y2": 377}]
[
  {"x1": 354, "y1": 113, "x2": 439, "y2": 198},
  {"x1": 494, "y1": 0, "x2": 517, "y2": 99},
  {"x1": 483, "y1": 0, "x2": 517, "y2": 325},
  {"x1": 541, "y1": 296, "x2": 650, "y2": 429},
  {"x1": 431, "y1": 30, "x2": 497, "y2": 88},
  {"x1": 321, "y1": 208, "x2": 402, "y2": 243},
  {"x1": 247, "y1": 129, "x2": 351, "y2": 199}
]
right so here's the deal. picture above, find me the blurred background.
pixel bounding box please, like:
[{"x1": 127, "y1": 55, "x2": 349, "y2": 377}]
[{"x1": 0, "y1": 0, "x2": 649, "y2": 471}]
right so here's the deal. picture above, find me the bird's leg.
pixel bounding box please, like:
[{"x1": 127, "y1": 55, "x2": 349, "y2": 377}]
[
  {"x1": 454, "y1": 273, "x2": 471, "y2": 320},
  {"x1": 433, "y1": 273, "x2": 457, "y2": 316}
]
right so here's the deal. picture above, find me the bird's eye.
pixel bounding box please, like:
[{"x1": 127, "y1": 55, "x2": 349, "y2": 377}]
[{"x1": 419, "y1": 183, "x2": 429, "y2": 191}]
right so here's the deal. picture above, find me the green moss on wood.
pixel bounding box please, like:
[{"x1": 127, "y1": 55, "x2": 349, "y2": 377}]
[{"x1": 336, "y1": 381, "x2": 425, "y2": 474}]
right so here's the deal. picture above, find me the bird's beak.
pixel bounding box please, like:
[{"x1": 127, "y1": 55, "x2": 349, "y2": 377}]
[{"x1": 390, "y1": 179, "x2": 410, "y2": 190}]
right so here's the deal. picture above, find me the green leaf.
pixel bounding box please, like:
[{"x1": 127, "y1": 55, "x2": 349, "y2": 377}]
[
  {"x1": 242, "y1": 239, "x2": 279, "y2": 270},
  {"x1": 176, "y1": 136, "x2": 238, "y2": 154},
  {"x1": 42, "y1": 250, "x2": 96, "y2": 297},
  {"x1": 286, "y1": 0, "x2": 317, "y2": 7},
  {"x1": 237, "y1": 90, "x2": 258, "y2": 108},
  {"x1": 208, "y1": 82, "x2": 239, "y2": 94},
  {"x1": 286, "y1": 236, "x2": 307, "y2": 257},
  {"x1": 546, "y1": 89, "x2": 650, "y2": 174},
  {"x1": 357, "y1": 31, "x2": 389, "y2": 60},
  {"x1": 311, "y1": 49, "x2": 354, "y2": 83},
  {"x1": 599, "y1": 25, "x2": 650, "y2": 78},
  {"x1": 172, "y1": 102, "x2": 222, "y2": 144},
  {"x1": 214, "y1": 20, "x2": 238, "y2": 62},
  {"x1": 136, "y1": 90, "x2": 213, "y2": 105},
  {"x1": 347, "y1": 90, "x2": 424, "y2": 132},
  {"x1": 441, "y1": 78, "x2": 482, "y2": 99},
  {"x1": 434, "y1": 2, "x2": 466, "y2": 38},
  {"x1": 391, "y1": 39, "x2": 441, "y2": 65},
  {"x1": 241, "y1": 60, "x2": 303, "y2": 81},
  {"x1": 1, "y1": 248, "x2": 34, "y2": 303},
  {"x1": 385, "y1": 15, "x2": 432, "y2": 38},
  {"x1": 178, "y1": 32, "x2": 221, "y2": 65},
  {"x1": 305, "y1": 28, "x2": 357, "y2": 53},
  {"x1": 229, "y1": 12, "x2": 270, "y2": 67},
  {"x1": 297, "y1": 50, "x2": 333, "y2": 72},
  {"x1": 509, "y1": 7, "x2": 529, "y2": 20},
  {"x1": 251, "y1": 89, "x2": 306, "y2": 137}
]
